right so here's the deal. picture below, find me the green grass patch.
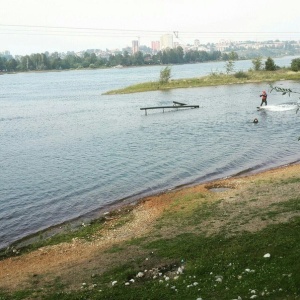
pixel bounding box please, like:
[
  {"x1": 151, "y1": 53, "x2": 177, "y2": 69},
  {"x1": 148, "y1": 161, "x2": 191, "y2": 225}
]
[
  {"x1": 2, "y1": 218, "x2": 299, "y2": 299},
  {"x1": 15, "y1": 217, "x2": 298, "y2": 300},
  {"x1": 280, "y1": 177, "x2": 300, "y2": 184},
  {"x1": 262, "y1": 197, "x2": 300, "y2": 220},
  {"x1": 186, "y1": 200, "x2": 222, "y2": 226},
  {"x1": 104, "y1": 245, "x2": 125, "y2": 254},
  {"x1": 0, "y1": 290, "x2": 33, "y2": 300}
]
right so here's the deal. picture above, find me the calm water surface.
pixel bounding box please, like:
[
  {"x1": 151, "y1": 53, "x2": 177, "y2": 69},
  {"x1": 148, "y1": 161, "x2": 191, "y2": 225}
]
[{"x1": 1, "y1": 56, "x2": 300, "y2": 248}]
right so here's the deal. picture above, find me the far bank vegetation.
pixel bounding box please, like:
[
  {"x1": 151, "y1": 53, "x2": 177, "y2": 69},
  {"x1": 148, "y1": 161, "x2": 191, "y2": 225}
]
[{"x1": 104, "y1": 57, "x2": 300, "y2": 95}]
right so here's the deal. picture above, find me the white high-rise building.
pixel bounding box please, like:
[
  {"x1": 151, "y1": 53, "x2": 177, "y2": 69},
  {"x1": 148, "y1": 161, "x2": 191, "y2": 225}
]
[
  {"x1": 132, "y1": 40, "x2": 139, "y2": 54},
  {"x1": 160, "y1": 34, "x2": 173, "y2": 50}
]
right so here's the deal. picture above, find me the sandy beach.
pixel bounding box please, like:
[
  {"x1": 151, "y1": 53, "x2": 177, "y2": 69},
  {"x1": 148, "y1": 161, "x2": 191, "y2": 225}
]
[{"x1": 0, "y1": 162, "x2": 299, "y2": 293}]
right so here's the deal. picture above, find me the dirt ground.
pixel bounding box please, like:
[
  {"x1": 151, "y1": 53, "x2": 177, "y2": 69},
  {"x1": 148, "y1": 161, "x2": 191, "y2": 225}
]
[{"x1": 0, "y1": 163, "x2": 299, "y2": 292}]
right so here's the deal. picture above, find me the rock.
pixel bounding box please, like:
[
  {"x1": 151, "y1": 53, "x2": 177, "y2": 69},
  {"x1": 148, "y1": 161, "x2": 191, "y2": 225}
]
[
  {"x1": 263, "y1": 253, "x2": 271, "y2": 258},
  {"x1": 136, "y1": 272, "x2": 144, "y2": 278}
]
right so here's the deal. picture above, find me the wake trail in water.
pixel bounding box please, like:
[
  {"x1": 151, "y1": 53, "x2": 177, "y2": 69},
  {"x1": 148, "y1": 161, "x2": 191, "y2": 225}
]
[{"x1": 258, "y1": 103, "x2": 299, "y2": 112}]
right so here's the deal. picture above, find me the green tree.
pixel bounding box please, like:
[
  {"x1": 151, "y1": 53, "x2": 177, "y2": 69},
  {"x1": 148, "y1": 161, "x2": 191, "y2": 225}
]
[
  {"x1": 132, "y1": 51, "x2": 144, "y2": 65},
  {"x1": 161, "y1": 51, "x2": 169, "y2": 64},
  {"x1": 30, "y1": 53, "x2": 47, "y2": 70},
  {"x1": 168, "y1": 49, "x2": 178, "y2": 64},
  {"x1": 49, "y1": 52, "x2": 63, "y2": 70},
  {"x1": 184, "y1": 50, "x2": 198, "y2": 63},
  {"x1": 122, "y1": 51, "x2": 131, "y2": 66},
  {"x1": 18, "y1": 55, "x2": 34, "y2": 71},
  {"x1": 209, "y1": 51, "x2": 222, "y2": 61},
  {"x1": 252, "y1": 56, "x2": 263, "y2": 71},
  {"x1": 159, "y1": 66, "x2": 171, "y2": 84},
  {"x1": 198, "y1": 51, "x2": 209, "y2": 62},
  {"x1": 0, "y1": 57, "x2": 7, "y2": 71},
  {"x1": 225, "y1": 60, "x2": 235, "y2": 74},
  {"x1": 6, "y1": 58, "x2": 18, "y2": 71},
  {"x1": 222, "y1": 53, "x2": 229, "y2": 61},
  {"x1": 152, "y1": 51, "x2": 162, "y2": 64},
  {"x1": 64, "y1": 54, "x2": 81, "y2": 69},
  {"x1": 90, "y1": 53, "x2": 97, "y2": 64},
  {"x1": 291, "y1": 58, "x2": 300, "y2": 72},
  {"x1": 265, "y1": 57, "x2": 277, "y2": 71},
  {"x1": 228, "y1": 51, "x2": 238, "y2": 60},
  {"x1": 175, "y1": 46, "x2": 184, "y2": 63}
]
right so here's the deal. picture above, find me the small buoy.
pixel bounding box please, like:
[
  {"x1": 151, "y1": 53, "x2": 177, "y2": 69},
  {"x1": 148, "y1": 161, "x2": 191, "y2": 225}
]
[{"x1": 253, "y1": 118, "x2": 258, "y2": 124}]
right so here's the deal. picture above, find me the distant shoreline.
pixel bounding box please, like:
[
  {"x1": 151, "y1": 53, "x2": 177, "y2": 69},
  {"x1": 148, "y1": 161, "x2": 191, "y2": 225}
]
[{"x1": 1, "y1": 54, "x2": 298, "y2": 77}]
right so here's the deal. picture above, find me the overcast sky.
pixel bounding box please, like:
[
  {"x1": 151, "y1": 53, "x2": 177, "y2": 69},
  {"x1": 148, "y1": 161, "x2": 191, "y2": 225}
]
[{"x1": 1, "y1": 0, "x2": 299, "y2": 55}]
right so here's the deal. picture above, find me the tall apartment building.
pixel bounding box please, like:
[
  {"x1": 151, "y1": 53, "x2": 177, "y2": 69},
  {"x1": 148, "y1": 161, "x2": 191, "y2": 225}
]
[
  {"x1": 160, "y1": 34, "x2": 173, "y2": 50},
  {"x1": 132, "y1": 40, "x2": 139, "y2": 54},
  {"x1": 151, "y1": 41, "x2": 160, "y2": 51}
]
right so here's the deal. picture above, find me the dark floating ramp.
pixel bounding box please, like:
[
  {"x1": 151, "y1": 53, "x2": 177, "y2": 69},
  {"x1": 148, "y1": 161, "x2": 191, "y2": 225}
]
[{"x1": 140, "y1": 101, "x2": 199, "y2": 115}]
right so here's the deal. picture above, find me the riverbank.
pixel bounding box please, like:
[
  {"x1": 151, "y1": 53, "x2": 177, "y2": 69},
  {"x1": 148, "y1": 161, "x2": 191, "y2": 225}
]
[
  {"x1": 0, "y1": 162, "x2": 299, "y2": 299},
  {"x1": 103, "y1": 69, "x2": 300, "y2": 95}
]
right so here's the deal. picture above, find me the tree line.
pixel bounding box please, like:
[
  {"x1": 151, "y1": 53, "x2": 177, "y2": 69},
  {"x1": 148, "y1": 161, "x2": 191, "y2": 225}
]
[
  {"x1": 1, "y1": 47, "x2": 300, "y2": 73},
  {"x1": 0, "y1": 47, "x2": 234, "y2": 72}
]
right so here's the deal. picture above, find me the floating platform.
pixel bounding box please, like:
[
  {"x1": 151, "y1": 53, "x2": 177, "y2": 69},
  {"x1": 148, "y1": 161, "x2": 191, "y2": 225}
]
[{"x1": 140, "y1": 101, "x2": 199, "y2": 115}]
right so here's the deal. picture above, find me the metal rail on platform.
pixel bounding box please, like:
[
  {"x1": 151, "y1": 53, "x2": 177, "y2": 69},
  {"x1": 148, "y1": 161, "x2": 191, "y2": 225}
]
[{"x1": 140, "y1": 102, "x2": 199, "y2": 115}]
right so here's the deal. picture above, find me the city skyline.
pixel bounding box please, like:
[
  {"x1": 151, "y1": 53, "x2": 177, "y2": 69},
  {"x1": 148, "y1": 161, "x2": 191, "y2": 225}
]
[
  {"x1": 2, "y1": 35, "x2": 300, "y2": 59},
  {"x1": 1, "y1": 0, "x2": 299, "y2": 56}
]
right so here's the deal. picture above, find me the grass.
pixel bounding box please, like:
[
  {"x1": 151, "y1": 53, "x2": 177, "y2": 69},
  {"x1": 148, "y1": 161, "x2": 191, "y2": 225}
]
[
  {"x1": 1, "y1": 189, "x2": 299, "y2": 299},
  {"x1": 102, "y1": 69, "x2": 300, "y2": 95},
  {"x1": 1, "y1": 217, "x2": 297, "y2": 299},
  {"x1": 262, "y1": 197, "x2": 300, "y2": 220}
]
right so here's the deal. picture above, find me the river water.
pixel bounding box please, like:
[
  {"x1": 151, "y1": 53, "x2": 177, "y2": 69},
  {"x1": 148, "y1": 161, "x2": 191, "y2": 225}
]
[{"x1": 1, "y1": 56, "x2": 299, "y2": 249}]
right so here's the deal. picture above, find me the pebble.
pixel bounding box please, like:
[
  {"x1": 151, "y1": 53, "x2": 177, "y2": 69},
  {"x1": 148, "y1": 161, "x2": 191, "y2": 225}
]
[{"x1": 136, "y1": 272, "x2": 144, "y2": 278}]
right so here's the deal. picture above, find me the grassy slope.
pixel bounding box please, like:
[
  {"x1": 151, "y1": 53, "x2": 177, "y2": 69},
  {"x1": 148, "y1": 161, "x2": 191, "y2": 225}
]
[
  {"x1": 103, "y1": 69, "x2": 300, "y2": 95},
  {"x1": 0, "y1": 168, "x2": 299, "y2": 299}
]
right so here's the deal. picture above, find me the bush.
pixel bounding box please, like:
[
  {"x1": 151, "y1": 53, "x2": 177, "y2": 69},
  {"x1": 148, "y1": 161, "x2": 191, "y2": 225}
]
[
  {"x1": 291, "y1": 58, "x2": 300, "y2": 72},
  {"x1": 234, "y1": 70, "x2": 249, "y2": 79},
  {"x1": 265, "y1": 57, "x2": 277, "y2": 71},
  {"x1": 159, "y1": 66, "x2": 171, "y2": 84},
  {"x1": 252, "y1": 56, "x2": 263, "y2": 71}
]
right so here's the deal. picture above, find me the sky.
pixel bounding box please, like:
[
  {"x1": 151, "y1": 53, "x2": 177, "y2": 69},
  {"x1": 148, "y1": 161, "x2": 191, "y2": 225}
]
[{"x1": 0, "y1": 0, "x2": 299, "y2": 56}]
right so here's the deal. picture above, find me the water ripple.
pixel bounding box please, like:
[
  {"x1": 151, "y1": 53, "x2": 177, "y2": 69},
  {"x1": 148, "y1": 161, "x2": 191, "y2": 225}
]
[{"x1": 1, "y1": 60, "x2": 300, "y2": 248}]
